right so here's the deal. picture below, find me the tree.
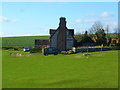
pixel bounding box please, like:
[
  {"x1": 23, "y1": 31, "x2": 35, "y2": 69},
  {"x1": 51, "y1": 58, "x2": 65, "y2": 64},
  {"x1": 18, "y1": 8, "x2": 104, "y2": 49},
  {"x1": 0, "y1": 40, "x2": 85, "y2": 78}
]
[
  {"x1": 74, "y1": 33, "x2": 84, "y2": 42},
  {"x1": 89, "y1": 21, "x2": 103, "y2": 34},
  {"x1": 95, "y1": 29, "x2": 107, "y2": 46},
  {"x1": 89, "y1": 21, "x2": 107, "y2": 46},
  {"x1": 105, "y1": 25, "x2": 109, "y2": 38},
  {"x1": 79, "y1": 31, "x2": 95, "y2": 46},
  {"x1": 95, "y1": 29, "x2": 106, "y2": 39},
  {"x1": 89, "y1": 21, "x2": 103, "y2": 38}
]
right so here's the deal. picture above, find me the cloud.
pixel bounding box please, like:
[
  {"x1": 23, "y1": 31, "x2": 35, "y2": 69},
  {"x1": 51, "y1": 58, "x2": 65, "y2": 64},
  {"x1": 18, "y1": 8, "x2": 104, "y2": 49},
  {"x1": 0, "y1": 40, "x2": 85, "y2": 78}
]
[
  {"x1": 14, "y1": 33, "x2": 31, "y2": 36},
  {"x1": 74, "y1": 19, "x2": 95, "y2": 23},
  {"x1": 1, "y1": 33, "x2": 32, "y2": 37},
  {"x1": 0, "y1": 16, "x2": 17, "y2": 23},
  {"x1": 1, "y1": 33, "x2": 49, "y2": 37},
  {"x1": 102, "y1": 21, "x2": 118, "y2": 33},
  {"x1": 73, "y1": 12, "x2": 115, "y2": 24},
  {"x1": 111, "y1": 21, "x2": 118, "y2": 26},
  {"x1": 35, "y1": 33, "x2": 49, "y2": 36},
  {"x1": 86, "y1": 12, "x2": 115, "y2": 21},
  {"x1": 100, "y1": 12, "x2": 114, "y2": 20},
  {"x1": 100, "y1": 12, "x2": 114, "y2": 17}
]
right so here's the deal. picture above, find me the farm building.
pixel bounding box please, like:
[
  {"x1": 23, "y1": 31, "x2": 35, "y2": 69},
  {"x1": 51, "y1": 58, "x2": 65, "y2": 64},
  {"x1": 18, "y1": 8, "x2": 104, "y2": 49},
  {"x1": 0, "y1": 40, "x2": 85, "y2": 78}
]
[
  {"x1": 35, "y1": 40, "x2": 50, "y2": 48},
  {"x1": 79, "y1": 36, "x2": 95, "y2": 46},
  {"x1": 74, "y1": 31, "x2": 95, "y2": 47},
  {"x1": 49, "y1": 17, "x2": 74, "y2": 50}
]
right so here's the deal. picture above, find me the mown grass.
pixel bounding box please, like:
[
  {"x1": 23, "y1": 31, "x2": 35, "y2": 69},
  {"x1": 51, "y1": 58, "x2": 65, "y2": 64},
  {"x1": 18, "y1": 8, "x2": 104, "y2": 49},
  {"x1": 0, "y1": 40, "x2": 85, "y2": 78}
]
[
  {"x1": 2, "y1": 36, "x2": 49, "y2": 47},
  {"x1": 2, "y1": 50, "x2": 118, "y2": 88}
]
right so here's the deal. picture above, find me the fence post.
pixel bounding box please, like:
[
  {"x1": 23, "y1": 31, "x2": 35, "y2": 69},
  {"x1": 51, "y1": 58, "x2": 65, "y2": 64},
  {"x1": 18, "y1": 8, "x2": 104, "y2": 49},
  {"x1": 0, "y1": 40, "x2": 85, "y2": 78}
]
[{"x1": 101, "y1": 44, "x2": 103, "y2": 51}]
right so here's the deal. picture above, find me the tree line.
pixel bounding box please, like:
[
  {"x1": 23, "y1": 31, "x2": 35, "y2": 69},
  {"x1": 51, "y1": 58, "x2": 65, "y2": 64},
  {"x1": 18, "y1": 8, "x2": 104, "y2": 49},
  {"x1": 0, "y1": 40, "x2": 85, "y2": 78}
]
[{"x1": 74, "y1": 21, "x2": 119, "y2": 46}]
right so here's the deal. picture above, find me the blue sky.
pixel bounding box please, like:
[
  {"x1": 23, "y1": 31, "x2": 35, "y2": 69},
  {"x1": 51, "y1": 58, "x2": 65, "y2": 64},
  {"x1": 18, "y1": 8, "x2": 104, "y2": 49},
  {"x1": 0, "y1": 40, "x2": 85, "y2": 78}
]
[{"x1": 0, "y1": 2, "x2": 118, "y2": 37}]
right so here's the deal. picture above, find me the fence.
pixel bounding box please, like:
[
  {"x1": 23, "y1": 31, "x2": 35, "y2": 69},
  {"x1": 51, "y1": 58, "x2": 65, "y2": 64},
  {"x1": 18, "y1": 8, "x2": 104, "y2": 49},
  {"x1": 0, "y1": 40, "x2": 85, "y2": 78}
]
[{"x1": 76, "y1": 46, "x2": 120, "y2": 53}]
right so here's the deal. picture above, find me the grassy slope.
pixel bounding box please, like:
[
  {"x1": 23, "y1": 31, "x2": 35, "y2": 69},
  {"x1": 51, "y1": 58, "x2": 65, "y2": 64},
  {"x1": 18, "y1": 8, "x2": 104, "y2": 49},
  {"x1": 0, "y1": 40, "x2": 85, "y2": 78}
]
[
  {"x1": 2, "y1": 33, "x2": 118, "y2": 47},
  {"x1": 2, "y1": 36, "x2": 49, "y2": 47},
  {"x1": 2, "y1": 50, "x2": 118, "y2": 88}
]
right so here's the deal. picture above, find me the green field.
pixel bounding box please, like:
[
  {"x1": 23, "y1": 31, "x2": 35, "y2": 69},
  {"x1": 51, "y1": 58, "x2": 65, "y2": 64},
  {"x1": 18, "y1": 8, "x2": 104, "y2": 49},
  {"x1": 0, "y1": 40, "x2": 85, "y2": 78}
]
[
  {"x1": 2, "y1": 36, "x2": 49, "y2": 47},
  {"x1": 2, "y1": 49, "x2": 118, "y2": 88},
  {"x1": 2, "y1": 33, "x2": 118, "y2": 48}
]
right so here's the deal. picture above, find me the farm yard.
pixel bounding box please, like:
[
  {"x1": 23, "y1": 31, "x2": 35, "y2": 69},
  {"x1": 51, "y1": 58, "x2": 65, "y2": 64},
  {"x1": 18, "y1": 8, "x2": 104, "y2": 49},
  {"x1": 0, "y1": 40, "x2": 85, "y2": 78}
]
[{"x1": 2, "y1": 49, "x2": 118, "y2": 88}]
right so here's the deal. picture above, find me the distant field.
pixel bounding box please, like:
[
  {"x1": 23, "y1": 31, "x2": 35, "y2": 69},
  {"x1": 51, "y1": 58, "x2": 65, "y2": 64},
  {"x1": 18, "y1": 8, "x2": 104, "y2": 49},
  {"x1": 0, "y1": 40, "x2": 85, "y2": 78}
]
[
  {"x1": 2, "y1": 50, "x2": 118, "y2": 88},
  {"x1": 2, "y1": 33, "x2": 118, "y2": 48},
  {"x1": 107, "y1": 33, "x2": 118, "y2": 38},
  {"x1": 2, "y1": 36, "x2": 49, "y2": 47}
]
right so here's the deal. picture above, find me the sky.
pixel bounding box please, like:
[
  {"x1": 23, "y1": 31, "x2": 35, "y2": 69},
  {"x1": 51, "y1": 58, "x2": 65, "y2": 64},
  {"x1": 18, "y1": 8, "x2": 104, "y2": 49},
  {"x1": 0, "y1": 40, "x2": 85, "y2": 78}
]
[{"x1": 0, "y1": 2, "x2": 118, "y2": 37}]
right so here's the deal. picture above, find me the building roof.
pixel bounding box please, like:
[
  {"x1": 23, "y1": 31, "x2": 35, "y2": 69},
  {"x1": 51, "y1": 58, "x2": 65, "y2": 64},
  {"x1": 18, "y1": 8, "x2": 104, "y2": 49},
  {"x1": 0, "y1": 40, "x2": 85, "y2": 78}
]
[
  {"x1": 49, "y1": 29, "x2": 74, "y2": 39},
  {"x1": 35, "y1": 40, "x2": 50, "y2": 45},
  {"x1": 80, "y1": 36, "x2": 95, "y2": 45},
  {"x1": 49, "y1": 17, "x2": 74, "y2": 39},
  {"x1": 49, "y1": 29, "x2": 56, "y2": 35}
]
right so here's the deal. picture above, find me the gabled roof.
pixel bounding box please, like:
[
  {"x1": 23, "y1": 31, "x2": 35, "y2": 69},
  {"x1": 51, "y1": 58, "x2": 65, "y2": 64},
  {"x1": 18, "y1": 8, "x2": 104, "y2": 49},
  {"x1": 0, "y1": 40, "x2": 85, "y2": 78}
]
[
  {"x1": 49, "y1": 17, "x2": 74, "y2": 40},
  {"x1": 49, "y1": 29, "x2": 57, "y2": 39},
  {"x1": 49, "y1": 29, "x2": 56, "y2": 35},
  {"x1": 68, "y1": 29, "x2": 74, "y2": 36},
  {"x1": 50, "y1": 28, "x2": 74, "y2": 39}
]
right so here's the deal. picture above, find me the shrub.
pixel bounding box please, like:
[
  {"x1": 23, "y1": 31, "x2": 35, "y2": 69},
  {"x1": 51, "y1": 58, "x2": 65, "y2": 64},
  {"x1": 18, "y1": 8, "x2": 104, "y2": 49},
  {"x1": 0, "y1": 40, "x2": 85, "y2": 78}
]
[{"x1": 30, "y1": 48, "x2": 42, "y2": 53}]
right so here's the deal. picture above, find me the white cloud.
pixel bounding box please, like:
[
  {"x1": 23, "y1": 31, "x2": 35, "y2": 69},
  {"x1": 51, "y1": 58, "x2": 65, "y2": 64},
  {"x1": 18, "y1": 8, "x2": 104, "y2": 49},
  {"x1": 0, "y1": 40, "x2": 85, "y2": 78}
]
[
  {"x1": 1, "y1": 33, "x2": 32, "y2": 37},
  {"x1": 103, "y1": 21, "x2": 118, "y2": 33},
  {"x1": 1, "y1": 33, "x2": 49, "y2": 37},
  {"x1": 74, "y1": 19, "x2": 95, "y2": 23},
  {"x1": 100, "y1": 12, "x2": 114, "y2": 20},
  {"x1": 86, "y1": 12, "x2": 115, "y2": 21},
  {"x1": 100, "y1": 12, "x2": 114, "y2": 17},
  {"x1": 11, "y1": 33, "x2": 32, "y2": 36},
  {"x1": 110, "y1": 21, "x2": 118, "y2": 27},
  {"x1": 73, "y1": 12, "x2": 115, "y2": 24},
  {"x1": 0, "y1": 16, "x2": 17, "y2": 23},
  {"x1": 20, "y1": 33, "x2": 31, "y2": 36},
  {"x1": 35, "y1": 33, "x2": 49, "y2": 36}
]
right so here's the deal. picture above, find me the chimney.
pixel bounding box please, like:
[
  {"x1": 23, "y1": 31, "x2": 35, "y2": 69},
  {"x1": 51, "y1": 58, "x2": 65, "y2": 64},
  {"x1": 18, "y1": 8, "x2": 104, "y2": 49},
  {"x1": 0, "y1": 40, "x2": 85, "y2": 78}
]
[{"x1": 59, "y1": 17, "x2": 66, "y2": 28}]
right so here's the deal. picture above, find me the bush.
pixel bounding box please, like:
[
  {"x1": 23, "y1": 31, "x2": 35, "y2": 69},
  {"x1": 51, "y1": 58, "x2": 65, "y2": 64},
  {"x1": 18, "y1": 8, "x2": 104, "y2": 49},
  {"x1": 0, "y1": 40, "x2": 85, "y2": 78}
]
[
  {"x1": 14, "y1": 48, "x2": 19, "y2": 50},
  {"x1": 61, "y1": 51, "x2": 67, "y2": 54},
  {"x1": 30, "y1": 48, "x2": 42, "y2": 53},
  {"x1": 2, "y1": 47, "x2": 13, "y2": 50}
]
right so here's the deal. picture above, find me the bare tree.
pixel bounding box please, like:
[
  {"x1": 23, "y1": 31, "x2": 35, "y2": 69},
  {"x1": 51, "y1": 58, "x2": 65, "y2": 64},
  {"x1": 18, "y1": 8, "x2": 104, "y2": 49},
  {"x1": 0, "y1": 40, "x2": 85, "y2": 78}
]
[
  {"x1": 89, "y1": 21, "x2": 107, "y2": 45},
  {"x1": 114, "y1": 28, "x2": 119, "y2": 38},
  {"x1": 114, "y1": 28, "x2": 118, "y2": 33},
  {"x1": 89, "y1": 21, "x2": 103, "y2": 38},
  {"x1": 105, "y1": 25, "x2": 109, "y2": 38},
  {"x1": 89, "y1": 21, "x2": 103, "y2": 34}
]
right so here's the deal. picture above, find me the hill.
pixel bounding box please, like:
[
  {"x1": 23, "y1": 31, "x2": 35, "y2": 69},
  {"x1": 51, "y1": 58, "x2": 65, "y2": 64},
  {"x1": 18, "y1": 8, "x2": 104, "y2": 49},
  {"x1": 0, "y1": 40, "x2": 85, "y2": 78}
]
[
  {"x1": 1, "y1": 33, "x2": 118, "y2": 47},
  {"x1": 2, "y1": 36, "x2": 50, "y2": 47}
]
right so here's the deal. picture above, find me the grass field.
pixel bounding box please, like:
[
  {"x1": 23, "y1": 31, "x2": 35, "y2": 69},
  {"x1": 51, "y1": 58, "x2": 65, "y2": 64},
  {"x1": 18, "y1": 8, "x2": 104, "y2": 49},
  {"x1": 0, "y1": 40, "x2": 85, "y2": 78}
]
[
  {"x1": 2, "y1": 49, "x2": 118, "y2": 88},
  {"x1": 2, "y1": 36, "x2": 49, "y2": 47},
  {"x1": 2, "y1": 33, "x2": 118, "y2": 48}
]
